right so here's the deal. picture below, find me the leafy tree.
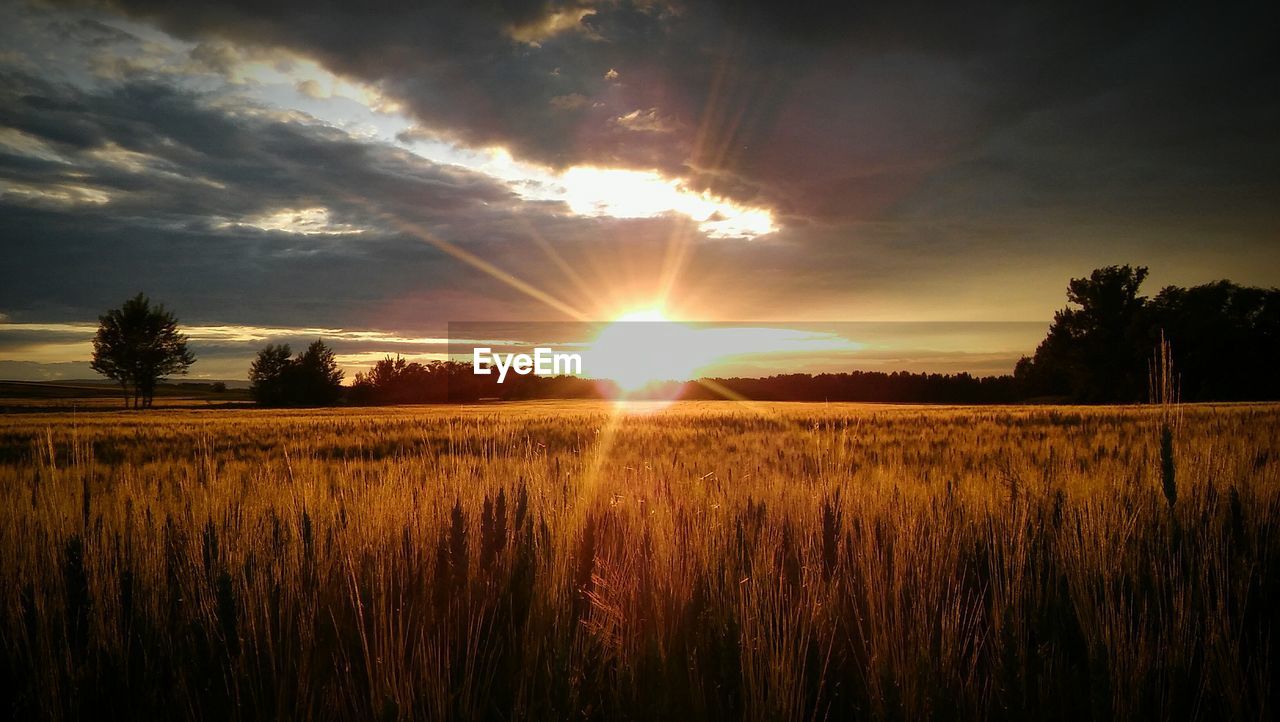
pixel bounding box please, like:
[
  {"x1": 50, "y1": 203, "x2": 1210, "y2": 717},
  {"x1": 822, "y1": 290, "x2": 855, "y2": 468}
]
[
  {"x1": 90, "y1": 293, "x2": 195, "y2": 409},
  {"x1": 248, "y1": 340, "x2": 344, "y2": 406},
  {"x1": 249, "y1": 344, "x2": 293, "y2": 406},
  {"x1": 293, "y1": 339, "x2": 344, "y2": 405},
  {"x1": 1017, "y1": 265, "x2": 1150, "y2": 401},
  {"x1": 350, "y1": 356, "x2": 478, "y2": 404},
  {"x1": 1144, "y1": 281, "x2": 1280, "y2": 400},
  {"x1": 1017, "y1": 267, "x2": 1280, "y2": 402}
]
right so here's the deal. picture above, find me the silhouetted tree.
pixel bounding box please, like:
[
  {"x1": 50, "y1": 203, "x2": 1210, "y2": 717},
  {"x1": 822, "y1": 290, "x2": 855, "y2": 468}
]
[
  {"x1": 248, "y1": 340, "x2": 344, "y2": 406},
  {"x1": 1017, "y1": 265, "x2": 1150, "y2": 401},
  {"x1": 349, "y1": 356, "x2": 487, "y2": 404},
  {"x1": 1017, "y1": 267, "x2": 1280, "y2": 402},
  {"x1": 90, "y1": 293, "x2": 195, "y2": 409},
  {"x1": 249, "y1": 344, "x2": 293, "y2": 406},
  {"x1": 1144, "y1": 281, "x2": 1280, "y2": 400},
  {"x1": 293, "y1": 340, "x2": 344, "y2": 405}
]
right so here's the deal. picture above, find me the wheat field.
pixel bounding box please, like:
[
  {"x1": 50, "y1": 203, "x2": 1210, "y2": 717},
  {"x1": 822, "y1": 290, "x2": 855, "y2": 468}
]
[{"x1": 0, "y1": 401, "x2": 1277, "y2": 721}]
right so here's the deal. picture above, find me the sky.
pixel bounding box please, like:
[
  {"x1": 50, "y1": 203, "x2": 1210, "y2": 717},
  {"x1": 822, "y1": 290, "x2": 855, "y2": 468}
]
[{"x1": 1, "y1": 0, "x2": 1277, "y2": 381}]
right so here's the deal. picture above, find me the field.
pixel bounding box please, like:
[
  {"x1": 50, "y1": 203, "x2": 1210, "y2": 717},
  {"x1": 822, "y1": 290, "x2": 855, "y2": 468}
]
[
  {"x1": 1, "y1": 401, "x2": 1277, "y2": 721},
  {"x1": 0, "y1": 380, "x2": 252, "y2": 412}
]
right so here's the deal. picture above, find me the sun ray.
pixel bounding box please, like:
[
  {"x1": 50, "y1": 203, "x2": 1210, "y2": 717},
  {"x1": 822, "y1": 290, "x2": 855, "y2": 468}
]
[
  {"x1": 655, "y1": 26, "x2": 781, "y2": 318},
  {"x1": 266, "y1": 151, "x2": 592, "y2": 324},
  {"x1": 376, "y1": 213, "x2": 590, "y2": 322},
  {"x1": 326, "y1": 182, "x2": 591, "y2": 322},
  {"x1": 516, "y1": 216, "x2": 607, "y2": 318}
]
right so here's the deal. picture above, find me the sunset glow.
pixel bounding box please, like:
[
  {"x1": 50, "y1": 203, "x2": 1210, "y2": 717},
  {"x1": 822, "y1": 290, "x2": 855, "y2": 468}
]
[
  {"x1": 585, "y1": 308, "x2": 698, "y2": 394},
  {"x1": 583, "y1": 309, "x2": 867, "y2": 395}
]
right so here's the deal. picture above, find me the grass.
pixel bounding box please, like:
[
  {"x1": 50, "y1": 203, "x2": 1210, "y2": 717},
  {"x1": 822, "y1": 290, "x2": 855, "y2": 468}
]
[{"x1": 0, "y1": 400, "x2": 1277, "y2": 720}]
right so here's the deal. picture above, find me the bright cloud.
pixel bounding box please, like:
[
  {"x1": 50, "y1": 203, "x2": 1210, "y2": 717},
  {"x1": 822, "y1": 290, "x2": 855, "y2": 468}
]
[
  {"x1": 436, "y1": 147, "x2": 777, "y2": 238},
  {"x1": 223, "y1": 207, "x2": 365, "y2": 235}
]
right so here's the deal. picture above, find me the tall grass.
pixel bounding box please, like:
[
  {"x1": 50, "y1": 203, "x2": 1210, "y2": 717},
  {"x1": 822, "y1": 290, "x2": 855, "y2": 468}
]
[
  {"x1": 1150, "y1": 331, "x2": 1182, "y2": 511},
  {"x1": 0, "y1": 401, "x2": 1277, "y2": 720}
]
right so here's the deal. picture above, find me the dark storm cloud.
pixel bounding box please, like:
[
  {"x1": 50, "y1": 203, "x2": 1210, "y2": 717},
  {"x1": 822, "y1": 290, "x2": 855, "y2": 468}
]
[
  {"x1": 56, "y1": 0, "x2": 1280, "y2": 226},
  {"x1": 0, "y1": 70, "x2": 516, "y2": 222},
  {"x1": 0, "y1": 66, "x2": 550, "y2": 325}
]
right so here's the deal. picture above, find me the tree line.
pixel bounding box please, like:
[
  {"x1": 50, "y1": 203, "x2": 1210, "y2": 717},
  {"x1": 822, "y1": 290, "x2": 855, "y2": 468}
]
[
  {"x1": 334, "y1": 360, "x2": 1021, "y2": 404},
  {"x1": 88, "y1": 267, "x2": 1280, "y2": 408},
  {"x1": 1014, "y1": 265, "x2": 1280, "y2": 402}
]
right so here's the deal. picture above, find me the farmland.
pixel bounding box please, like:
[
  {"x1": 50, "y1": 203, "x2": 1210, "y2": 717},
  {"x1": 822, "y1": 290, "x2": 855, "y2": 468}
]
[{"x1": 0, "y1": 401, "x2": 1277, "y2": 720}]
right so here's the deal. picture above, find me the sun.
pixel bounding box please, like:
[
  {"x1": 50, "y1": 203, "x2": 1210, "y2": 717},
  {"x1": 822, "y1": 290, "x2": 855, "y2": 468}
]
[
  {"x1": 586, "y1": 307, "x2": 702, "y2": 395},
  {"x1": 611, "y1": 307, "x2": 670, "y2": 323}
]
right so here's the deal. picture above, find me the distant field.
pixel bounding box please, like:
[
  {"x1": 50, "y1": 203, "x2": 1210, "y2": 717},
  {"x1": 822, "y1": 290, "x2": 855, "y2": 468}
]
[
  {"x1": 1, "y1": 401, "x2": 1277, "y2": 720},
  {"x1": 0, "y1": 379, "x2": 252, "y2": 410}
]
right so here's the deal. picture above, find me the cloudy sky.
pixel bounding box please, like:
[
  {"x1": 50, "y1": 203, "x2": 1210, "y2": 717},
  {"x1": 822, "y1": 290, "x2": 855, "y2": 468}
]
[{"x1": 1, "y1": 0, "x2": 1277, "y2": 381}]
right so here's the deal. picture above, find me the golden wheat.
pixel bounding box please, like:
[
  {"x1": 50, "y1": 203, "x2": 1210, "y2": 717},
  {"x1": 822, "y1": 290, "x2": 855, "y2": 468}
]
[{"x1": 0, "y1": 401, "x2": 1276, "y2": 720}]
